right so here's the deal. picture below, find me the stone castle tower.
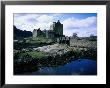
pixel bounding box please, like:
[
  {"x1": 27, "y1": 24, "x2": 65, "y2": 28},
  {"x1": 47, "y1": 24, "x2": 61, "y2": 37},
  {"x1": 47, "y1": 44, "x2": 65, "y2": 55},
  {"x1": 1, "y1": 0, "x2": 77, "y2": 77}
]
[
  {"x1": 33, "y1": 29, "x2": 37, "y2": 37},
  {"x1": 50, "y1": 20, "x2": 63, "y2": 37},
  {"x1": 33, "y1": 20, "x2": 63, "y2": 38}
]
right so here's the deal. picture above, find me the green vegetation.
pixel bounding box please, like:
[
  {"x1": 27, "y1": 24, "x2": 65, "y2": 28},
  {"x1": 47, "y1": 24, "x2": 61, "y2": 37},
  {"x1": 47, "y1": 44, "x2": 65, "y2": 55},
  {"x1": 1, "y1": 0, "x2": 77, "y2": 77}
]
[
  {"x1": 14, "y1": 46, "x2": 97, "y2": 74},
  {"x1": 25, "y1": 37, "x2": 54, "y2": 44},
  {"x1": 19, "y1": 51, "x2": 47, "y2": 59},
  {"x1": 14, "y1": 36, "x2": 97, "y2": 74},
  {"x1": 14, "y1": 37, "x2": 55, "y2": 50}
]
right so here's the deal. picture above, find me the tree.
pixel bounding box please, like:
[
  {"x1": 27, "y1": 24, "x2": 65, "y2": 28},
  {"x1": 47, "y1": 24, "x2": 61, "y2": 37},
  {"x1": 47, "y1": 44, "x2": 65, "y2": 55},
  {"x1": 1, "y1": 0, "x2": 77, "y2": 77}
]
[
  {"x1": 72, "y1": 33, "x2": 78, "y2": 38},
  {"x1": 90, "y1": 34, "x2": 97, "y2": 41}
]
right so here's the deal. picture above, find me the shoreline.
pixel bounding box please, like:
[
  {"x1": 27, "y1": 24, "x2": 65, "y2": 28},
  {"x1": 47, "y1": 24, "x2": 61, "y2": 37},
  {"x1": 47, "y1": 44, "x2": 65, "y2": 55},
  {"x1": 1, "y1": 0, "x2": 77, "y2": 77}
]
[
  {"x1": 14, "y1": 44, "x2": 97, "y2": 74},
  {"x1": 14, "y1": 46, "x2": 97, "y2": 74},
  {"x1": 14, "y1": 58, "x2": 96, "y2": 75}
]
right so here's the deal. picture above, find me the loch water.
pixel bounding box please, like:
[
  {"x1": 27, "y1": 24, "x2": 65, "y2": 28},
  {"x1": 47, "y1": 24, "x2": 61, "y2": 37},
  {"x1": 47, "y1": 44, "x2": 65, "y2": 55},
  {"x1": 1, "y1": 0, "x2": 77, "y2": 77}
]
[{"x1": 28, "y1": 58, "x2": 97, "y2": 75}]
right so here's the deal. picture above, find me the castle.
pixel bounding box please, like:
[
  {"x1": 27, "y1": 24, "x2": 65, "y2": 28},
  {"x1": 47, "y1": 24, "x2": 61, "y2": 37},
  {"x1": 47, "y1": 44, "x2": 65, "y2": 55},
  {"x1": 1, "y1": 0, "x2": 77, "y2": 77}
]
[
  {"x1": 32, "y1": 20, "x2": 97, "y2": 47},
  {"x1": 33, "y1": 20, "x2": 63, "y2": 39}
]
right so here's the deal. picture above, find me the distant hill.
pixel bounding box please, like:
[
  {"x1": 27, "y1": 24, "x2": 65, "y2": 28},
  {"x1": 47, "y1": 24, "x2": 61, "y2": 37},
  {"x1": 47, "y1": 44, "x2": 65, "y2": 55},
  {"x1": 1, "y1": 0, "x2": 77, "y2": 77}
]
[{"x1": 14, "y1": 25, "x2": 32, "y2": 39}]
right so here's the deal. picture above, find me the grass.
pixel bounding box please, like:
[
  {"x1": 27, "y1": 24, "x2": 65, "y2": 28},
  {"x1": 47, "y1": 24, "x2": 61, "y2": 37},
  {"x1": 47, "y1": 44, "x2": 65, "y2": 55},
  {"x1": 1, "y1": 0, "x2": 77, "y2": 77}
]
[
  {"x1": 14, "y1": 37, "x2": 54, "y2": 50},
  {"x1": 27, "y1": 51, "x2": 47, "y2": 58},
  {"x1": 26, "y1": 37, "x2": 53, "y2": 44},
  {"x1": 18, "y1": 51, "x2": 47, "y2": 59}
]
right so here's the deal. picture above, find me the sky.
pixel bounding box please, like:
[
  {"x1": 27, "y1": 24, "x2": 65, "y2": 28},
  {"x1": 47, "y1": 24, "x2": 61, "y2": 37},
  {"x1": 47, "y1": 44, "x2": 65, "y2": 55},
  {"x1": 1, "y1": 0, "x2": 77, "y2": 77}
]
[{"x1": 14, "y1": 13, "x2": 97, "y2": 37}]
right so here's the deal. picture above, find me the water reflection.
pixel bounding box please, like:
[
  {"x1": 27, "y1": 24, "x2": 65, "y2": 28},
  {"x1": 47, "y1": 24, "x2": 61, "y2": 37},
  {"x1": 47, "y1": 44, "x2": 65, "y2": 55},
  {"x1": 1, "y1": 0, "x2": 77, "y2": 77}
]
[{"x1": 30, "y1": 59, "x2": 97, "y2": 75}]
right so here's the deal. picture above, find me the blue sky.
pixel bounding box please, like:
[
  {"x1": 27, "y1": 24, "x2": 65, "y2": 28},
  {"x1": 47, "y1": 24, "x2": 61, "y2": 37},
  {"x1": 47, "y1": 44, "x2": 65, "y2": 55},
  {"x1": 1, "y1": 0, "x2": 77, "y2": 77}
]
[{"x1": 14, "y1": 13, "x2": 97, "y2": 37}]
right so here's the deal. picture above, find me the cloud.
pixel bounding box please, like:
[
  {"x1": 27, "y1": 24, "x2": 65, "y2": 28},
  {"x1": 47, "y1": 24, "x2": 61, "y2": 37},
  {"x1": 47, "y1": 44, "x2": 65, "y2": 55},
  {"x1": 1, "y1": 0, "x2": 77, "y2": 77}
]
[
  {"x1": 62, "y1": 16, "x2": 97, "y2": 37},
  {"x1": 14, "y1": 14, "x2": 54, "y2": 31},
  {"x1": 14, "y1": 13, "x2": 97, "y2": 37},
  {"x1": 14, "y1": 14, "x2": 40, "y2": 30},
  {"x1": 37, "y1": 15, "x2": 53, "y2": 23},
  {"x1": 63, "y1": 27, "x2": 97, "y2": 37},
  {"x1": 62, "y1": 16, "x2": 97, "y2": 29}
]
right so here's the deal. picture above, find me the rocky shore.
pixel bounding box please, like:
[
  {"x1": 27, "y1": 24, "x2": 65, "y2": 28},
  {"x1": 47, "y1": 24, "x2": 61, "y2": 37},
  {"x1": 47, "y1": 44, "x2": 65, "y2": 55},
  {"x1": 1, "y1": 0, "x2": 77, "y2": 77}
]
[{"x1": 14, "y1": 44, "x2": 97, "y2": 74}]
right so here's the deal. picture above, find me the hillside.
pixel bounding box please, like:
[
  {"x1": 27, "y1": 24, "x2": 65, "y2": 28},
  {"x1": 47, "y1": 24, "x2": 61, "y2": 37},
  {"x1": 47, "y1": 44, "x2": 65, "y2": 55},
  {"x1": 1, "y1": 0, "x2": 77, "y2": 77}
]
[{"x1": 14, "y1": 25, "x2": 32, "y2": 39}]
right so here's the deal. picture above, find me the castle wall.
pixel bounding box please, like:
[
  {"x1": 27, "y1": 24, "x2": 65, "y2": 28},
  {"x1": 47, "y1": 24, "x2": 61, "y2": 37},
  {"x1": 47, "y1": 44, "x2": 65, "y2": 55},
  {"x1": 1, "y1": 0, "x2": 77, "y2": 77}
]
[
  {"x1": 70, "y1": 38, "x2": 97, "y2": 48},
  {"x1": 57, "y1": 37, "x2": 70, "y2": 45},
  {"x1": 33, "y1": 20, "x2": 63, "y2": 39},
  {"x1": 54, "y1": 22, "x2": 63, "y2": 37},
  {"x1": 33, "y1": 30, "x2": 37, "y2": 37}
]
